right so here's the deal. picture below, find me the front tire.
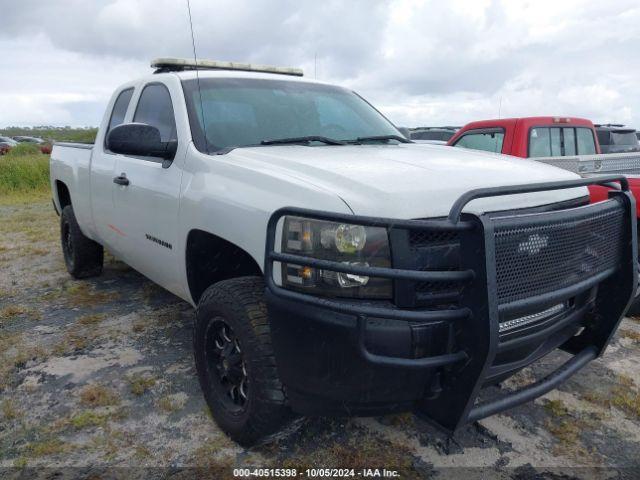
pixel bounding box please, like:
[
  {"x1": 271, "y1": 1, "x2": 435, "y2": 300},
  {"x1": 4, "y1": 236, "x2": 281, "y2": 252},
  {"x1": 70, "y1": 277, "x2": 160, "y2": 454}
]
[
  {"x1": 60, "y1": 205, "x2": 103, "y2": 279},
  {"x1": 194, "y1": 277, "x2": 290, "y2": 446}
]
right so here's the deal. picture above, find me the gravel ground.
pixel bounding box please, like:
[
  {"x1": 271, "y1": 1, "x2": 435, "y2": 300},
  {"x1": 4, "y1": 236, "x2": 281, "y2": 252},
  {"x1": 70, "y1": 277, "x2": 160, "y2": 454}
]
[{"x1": 1, "y1": 201, "x2": 639, "y2": 479}]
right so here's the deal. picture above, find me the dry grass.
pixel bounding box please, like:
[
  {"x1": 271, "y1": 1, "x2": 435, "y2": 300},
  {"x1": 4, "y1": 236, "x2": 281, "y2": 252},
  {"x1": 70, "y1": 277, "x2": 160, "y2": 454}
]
[
  {"x1": 610, "y1": 375, "x2": 640, "y2": 419},
  {"x1": 25, "y1": 438, "x2": 70, "y2": 457},
  {"x1": 18, "y1": 245, "x2": 50, "y2": 256},
  {"x1": 77, "y1": 313, "x2": 106, "y2": 326},
  {"x1": 128, "y1": 374, "x2": 157, "y2": 396},
  {"x1": 0, "y1": 204, "x2": 57, "y2": 247},
  {"x1": 64, "y1": 283, "x2": 114, "y2": 307},
  {"x1": 51, "y1": 328, "x2": 99, "y2": 356},
  {"x1": 287, "y1": 439, "x2": 416, "y2": 471},
  {"x1": 0, "y1": 332, "x2": 48, "y2": 391},
  {"x1": 157, "y1": 394, "x2": 185, "y2": 413},
  {"x1": 544, "y1": 399, "x2": 570, "y2": 417},
  {"x1": 582, "y1": 375, "x2": 640, "y2": 420},
  {"x1": 51, "y1": 406, "x2": 128, "y2": 433},
  {"x1": 191, "y1": 453, "x2": 237, "y2": 480},
  {"x1": 620, "y1": 329, "x2": 640, "y2": 343},
  {"x1": 88, "y1": 428, "x2": 135, "y2": 461},
  {"x1": 1, "y1": 398, "x2": 23, "y2": 421},
  {"x1": 192, "y1": 438, "x2": 240, "y2": 479},
  {"x1": 0, "y1": 304, "x2": 41, "y2": 321},
  {"x1": 79, "y1": 384, "x2": 120, "y2": 408},
  {"x1": 542, "y1": 398, "x2": 601, "y2": 461},
  {"x1": 134, "y1": 444, "x2": 152, "y2": 459},
  {"x1": 0, "y1": 287, "x2": 15, "y2": 299}
]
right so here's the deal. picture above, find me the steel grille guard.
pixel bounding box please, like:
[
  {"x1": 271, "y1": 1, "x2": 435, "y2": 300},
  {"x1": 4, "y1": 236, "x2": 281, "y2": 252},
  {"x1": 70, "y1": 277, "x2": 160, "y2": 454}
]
[{"x1": 264, "y1": 174, "x2": 637, "y2": 432}]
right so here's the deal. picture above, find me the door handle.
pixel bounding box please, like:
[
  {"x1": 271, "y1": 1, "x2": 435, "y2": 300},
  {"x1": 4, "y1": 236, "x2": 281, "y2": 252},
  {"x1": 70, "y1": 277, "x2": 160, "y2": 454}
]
[{"x1": 113, "y1": 173, "x2": 129, "y2": 186}]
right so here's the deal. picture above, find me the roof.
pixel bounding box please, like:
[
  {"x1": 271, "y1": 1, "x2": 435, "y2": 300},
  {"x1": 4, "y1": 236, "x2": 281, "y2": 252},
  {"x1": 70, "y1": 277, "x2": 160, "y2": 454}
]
[{"x1": 457, "y1": 116, "x2": 595, "y2": 131}]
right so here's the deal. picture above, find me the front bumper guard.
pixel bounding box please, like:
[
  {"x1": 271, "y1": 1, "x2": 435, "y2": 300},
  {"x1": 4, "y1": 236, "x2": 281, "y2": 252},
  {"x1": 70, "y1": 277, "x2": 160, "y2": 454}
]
[{"x1": 264, "y1": 175, "x2": 637, "y2": 432}]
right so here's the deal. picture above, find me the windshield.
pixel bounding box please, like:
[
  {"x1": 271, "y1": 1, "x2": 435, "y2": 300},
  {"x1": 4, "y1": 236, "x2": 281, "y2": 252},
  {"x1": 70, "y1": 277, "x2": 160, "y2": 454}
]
[{"x1": 182, "y1": 78, "x2": 401, "y2": 153}]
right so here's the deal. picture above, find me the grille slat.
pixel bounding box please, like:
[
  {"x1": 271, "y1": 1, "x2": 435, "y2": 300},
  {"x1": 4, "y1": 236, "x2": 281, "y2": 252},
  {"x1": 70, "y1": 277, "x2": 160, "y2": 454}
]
[{"x1": 493, "y1": 202, "x2": 625, "y2": 305}]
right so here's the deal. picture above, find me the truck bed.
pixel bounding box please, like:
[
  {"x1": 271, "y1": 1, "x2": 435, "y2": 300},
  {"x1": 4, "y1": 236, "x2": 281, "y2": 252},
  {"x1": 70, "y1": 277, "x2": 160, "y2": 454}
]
[{"x1": 50, "y1": 142, "x2": 96, "y2": 239}]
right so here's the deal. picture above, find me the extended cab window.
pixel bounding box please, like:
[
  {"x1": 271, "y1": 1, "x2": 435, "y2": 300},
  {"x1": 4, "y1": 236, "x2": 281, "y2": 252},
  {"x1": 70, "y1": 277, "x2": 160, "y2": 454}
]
[
  {"x1": 453, "y1": 129, "x2": 504, "y2": 153},
  {"x1": 133, "y1": 84, "x2": 177, "y2": 142},
  {"x1": 576, "y1": 128, "x2": 596, "y2": 154},
  {"x1": 563, "y1": 128, "x2": 576, "y2": 156},
  {"x1": 530, "y1": 128, "x2": 550, "y2": 157},
  {"x1": 106, "y1": 88, "x2": 133, "y2": 136}
]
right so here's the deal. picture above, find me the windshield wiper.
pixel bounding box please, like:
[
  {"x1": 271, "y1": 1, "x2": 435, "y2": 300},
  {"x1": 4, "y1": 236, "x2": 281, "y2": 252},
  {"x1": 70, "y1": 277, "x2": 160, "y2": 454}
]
[
  {"x1": 349, "y1": 135, "x2": 412, "y2": 144},
  {"x1": 260, "y1": 136, "x2": 345, "y2": 146}
]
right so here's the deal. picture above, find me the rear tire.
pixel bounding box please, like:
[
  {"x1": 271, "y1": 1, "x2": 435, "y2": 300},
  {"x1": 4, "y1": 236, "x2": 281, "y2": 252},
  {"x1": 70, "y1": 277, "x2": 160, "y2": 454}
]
[
  {"x1": 60, "y1": 205, "x2": 103, "y2": 279},
  {"x1": 194, "y1": 276, "x2": 291, "y2": 446}
]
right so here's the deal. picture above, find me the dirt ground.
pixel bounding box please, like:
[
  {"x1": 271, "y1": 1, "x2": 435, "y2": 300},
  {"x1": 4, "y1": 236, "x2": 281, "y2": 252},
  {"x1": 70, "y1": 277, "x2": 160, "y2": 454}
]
[{"x1": 1, "y1": 201, "x2": 639, "y2": 479}]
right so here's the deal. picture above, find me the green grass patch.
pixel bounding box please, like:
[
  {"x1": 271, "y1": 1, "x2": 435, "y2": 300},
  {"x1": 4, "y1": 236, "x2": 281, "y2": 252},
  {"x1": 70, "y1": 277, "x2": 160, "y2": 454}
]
[
  {"x1": 70, "y1": 410, "x2": 109, "y2": 429},
  {"x1": 5, "y1": 143, "x2": 41, "y2": 157},
  {"x1": 0, "y1": 151, "x2": 50, "y2": 199}
]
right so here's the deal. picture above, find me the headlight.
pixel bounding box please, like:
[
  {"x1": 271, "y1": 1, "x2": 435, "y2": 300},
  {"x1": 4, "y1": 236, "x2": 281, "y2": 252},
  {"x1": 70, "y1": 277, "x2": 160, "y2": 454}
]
[{"x1": 281, "y1": 216, "x2": 392, "y2": 299}]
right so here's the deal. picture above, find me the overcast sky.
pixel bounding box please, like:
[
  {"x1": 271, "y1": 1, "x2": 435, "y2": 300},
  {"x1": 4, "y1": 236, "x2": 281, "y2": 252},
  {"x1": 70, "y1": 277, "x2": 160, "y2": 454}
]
[{"x1": 1, "y1": 0, "x2": 639, "y2": 128}]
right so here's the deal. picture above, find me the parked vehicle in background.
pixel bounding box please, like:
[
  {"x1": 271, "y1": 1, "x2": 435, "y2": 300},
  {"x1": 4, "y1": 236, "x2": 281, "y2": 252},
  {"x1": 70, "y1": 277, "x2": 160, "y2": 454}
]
[
  {"x1": 448, "y1": 117, "x2": 599, "y2": 157},
  {"x1": 409, "y1": 126, "x2": 459, "y2": 144},
  {"x1": 13, "y1": 135, "x2": 45, "y2": 144},
  {"x1": 0, "y1": 136, "x2": 18, "y2": 146},
  {"x1": 595, "y1": 124, "x2": 640, "y2": 153},
  {"x1": 50, "y1": 61, "x2": 636, "y2": 445},
  {"x1": 8, "y1": 135, "x2": 52, "y2": 154},
  {"x1": 448, "y1": 116, "x2": 640, "y2": 313}
]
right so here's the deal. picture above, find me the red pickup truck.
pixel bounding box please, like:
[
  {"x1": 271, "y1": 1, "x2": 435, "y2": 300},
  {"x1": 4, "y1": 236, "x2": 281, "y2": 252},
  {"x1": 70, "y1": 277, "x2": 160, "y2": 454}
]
[
  {"x1": 447, "y1": 116, "x2": 599, "y2": 157},
  {"x1": 448, "y1": 116, "x2": 640, "y2": 312}
]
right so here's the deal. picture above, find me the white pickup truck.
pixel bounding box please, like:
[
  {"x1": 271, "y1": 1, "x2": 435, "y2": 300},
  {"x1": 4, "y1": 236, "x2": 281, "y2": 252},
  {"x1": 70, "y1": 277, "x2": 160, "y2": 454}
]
[{"x1": 50, "y1": 58, "x2": 637, "y2": 445}]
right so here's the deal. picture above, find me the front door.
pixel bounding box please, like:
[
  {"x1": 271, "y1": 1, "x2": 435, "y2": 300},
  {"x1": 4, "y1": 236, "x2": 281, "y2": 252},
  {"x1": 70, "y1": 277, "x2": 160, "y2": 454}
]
[{"x1": 112, "y1": 82, "x2": 185, "y2": 296}]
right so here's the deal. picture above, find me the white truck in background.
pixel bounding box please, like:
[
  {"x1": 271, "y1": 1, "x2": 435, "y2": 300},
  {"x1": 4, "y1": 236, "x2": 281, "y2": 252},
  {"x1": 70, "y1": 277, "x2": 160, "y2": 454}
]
[{"x1": 49, "y1": 58, "x2": 637, "y2": 445}]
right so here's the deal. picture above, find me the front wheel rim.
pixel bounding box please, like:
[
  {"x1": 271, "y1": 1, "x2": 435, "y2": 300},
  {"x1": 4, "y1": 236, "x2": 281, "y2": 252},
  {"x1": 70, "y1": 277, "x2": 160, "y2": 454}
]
[{"x1": 205, "y1": 317, "x2": 248, "y2": 411}]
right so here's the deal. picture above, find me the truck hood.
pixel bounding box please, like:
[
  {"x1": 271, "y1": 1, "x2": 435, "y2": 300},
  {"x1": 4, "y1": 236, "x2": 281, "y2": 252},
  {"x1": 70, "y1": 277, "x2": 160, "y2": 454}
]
[{"x1": 227, "y1": 144, "x2": 587, "y2": 218}]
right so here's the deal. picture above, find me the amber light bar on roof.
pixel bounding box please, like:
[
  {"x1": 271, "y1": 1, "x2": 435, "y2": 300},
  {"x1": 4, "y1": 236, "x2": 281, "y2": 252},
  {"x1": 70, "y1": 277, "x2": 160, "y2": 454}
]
[{"x1": 151, "y1": 57, "x2": 304, "y2": 77}]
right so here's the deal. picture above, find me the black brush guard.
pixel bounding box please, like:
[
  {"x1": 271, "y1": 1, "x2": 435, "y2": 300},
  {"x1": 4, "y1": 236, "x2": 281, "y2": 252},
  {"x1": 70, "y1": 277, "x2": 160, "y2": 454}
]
[{"x1": 264, "y1": 175, "x2": 637, "y2": 432}]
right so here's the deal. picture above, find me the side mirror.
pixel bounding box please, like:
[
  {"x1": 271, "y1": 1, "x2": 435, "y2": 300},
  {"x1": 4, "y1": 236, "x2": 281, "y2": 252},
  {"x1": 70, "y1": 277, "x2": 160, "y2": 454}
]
[{"x1": 106, "y1": 123, "x2": 177, "y2": 166}]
